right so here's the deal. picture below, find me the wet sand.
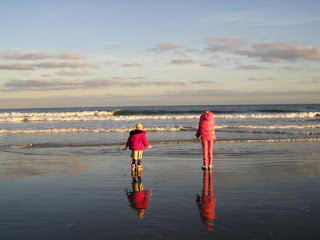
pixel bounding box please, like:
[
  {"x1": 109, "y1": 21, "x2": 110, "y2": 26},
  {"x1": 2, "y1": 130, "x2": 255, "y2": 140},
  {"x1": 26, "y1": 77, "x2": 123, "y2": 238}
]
[{"x1": 1, "y1": 141, "x2": 320, "y2": 240}]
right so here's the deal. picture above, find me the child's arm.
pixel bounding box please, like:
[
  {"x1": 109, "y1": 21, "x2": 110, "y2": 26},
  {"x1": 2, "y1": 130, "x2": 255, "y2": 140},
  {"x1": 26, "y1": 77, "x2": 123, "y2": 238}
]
[
  {"x1": 123, "y1": 136, "x2": 131, "y2": 150},
  {"x1": 142, "y1": 134, "x2": 151, "y2": 149}
]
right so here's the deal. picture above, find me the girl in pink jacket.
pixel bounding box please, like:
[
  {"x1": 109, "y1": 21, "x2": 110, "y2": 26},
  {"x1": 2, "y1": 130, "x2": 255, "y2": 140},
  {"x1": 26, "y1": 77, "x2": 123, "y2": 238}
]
[
  {"x1": 124, "y1": 123, "x2": 152, "y2": 172},
  {"x1": 196, "y1": 110, "x2": 216, "y2": 170}
]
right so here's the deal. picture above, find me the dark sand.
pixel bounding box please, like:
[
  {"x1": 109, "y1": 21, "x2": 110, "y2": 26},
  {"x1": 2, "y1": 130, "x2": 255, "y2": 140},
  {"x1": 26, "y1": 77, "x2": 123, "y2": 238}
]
[{"x1": 1, "y1": 141, "x2": 320, "y2": 239}]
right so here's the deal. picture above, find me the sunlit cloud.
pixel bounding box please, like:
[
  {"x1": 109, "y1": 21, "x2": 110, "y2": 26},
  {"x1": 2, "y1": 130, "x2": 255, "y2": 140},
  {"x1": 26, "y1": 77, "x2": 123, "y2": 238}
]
[
  {"x1": 205, "y1": 36, "x2": 247, "y2": 52},
  {"x1": 236, "y1": 42, "x2": 320, "y2": 62},
  {"x1": 238, "y1": 65, "x2": 266, "y2": 70},
  {"x1": 1, "y1": 79, "x2": 186, "y2": 91},
  {"x1": 162, "y1": 88, "x2": 320, "y2": 98},
  {"x1": 56, "y1": 70, "x2": 91, "y2": 76},
  {"x1": 0, "y1": 61, "x2": 90, "y2": 70},
  {"x1": 2, "y1": 79, "x2": 118, "y2": 91},
  {"x1": 200, "y1": 63, "x2": 216, "y2": 67},
  {"x1": 149, "y1": 81, "x2": 185, "y2": 86},
  {"x1": 191, "y1": 80, "x2": 216, "y2": 85},
  {"x1": 0, "y1": 51, "x2": 83, "y2": 60},
  {"x1": 248, "y1": 77, "x2": 273, "y2": 81},
  {"x1": 148, "y1": 43, "x2": 183, "y2": 53},
  {"x1": 121, "y1": 62, "x2": 142, "y2": 67},
  {"x1": 171, "y1": 59, "x2": 194, "y2": 64},
  {"x1": 299, "y1": 79, "x2": 320, "y2": 84}
]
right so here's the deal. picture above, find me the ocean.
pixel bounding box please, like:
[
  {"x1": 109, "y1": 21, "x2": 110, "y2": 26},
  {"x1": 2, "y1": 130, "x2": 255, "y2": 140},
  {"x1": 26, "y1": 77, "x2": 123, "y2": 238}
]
[{"x1": 0, "y1": 104, "x2": 319, "y2": 149}]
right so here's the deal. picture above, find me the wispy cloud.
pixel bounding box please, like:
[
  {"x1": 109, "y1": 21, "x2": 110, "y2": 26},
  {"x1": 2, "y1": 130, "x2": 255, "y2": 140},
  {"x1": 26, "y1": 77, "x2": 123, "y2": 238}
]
[
  {"x1": 2, "y1": 79, "x2": 118, "y2": 91},
  {"x1": 170, "y1": 59, "x2": 194, "y2": 64},
  {"x1": 204, "y1": 37, "x2": 320, "y2": 63},
  {"x1": 1, "y1": 78, "x2": 186, "y2": 91},
  {"x1": 148, "y1": 43, "x2": 183, "y2": 53},
  {"x1": 161, "y1": 88, "x2": 320, "y2": 99},
  {"x1": 0, "y1": 61, "x2": 90, "y2": 70},
  {"x1": 205, "y1": 36, "x2": 247, "y2": 52},
  {"x1": 191, "y1": 80, "x2": 216, "y2": 85},
  {"x1": 200, "y1": 63, "x2": 216, "y2": 68},
  {"x1": 299, "y1": 79, "x2": 320, "y2": 84},
  {"x1": 238, "y1": 65, "x2": 266, "y2": 70},
  {"x1": 248, "y1": 77, "x2": 273, "y2": 81},
  {"x1": 236, "y1": 42, "x2": 320, "y2": 62},
  {"x1": 121, "y1": 62, "x2": 142, "y2": 67},
  {"x1": 0, "y1": 51, "x2": 83, "y2": 60}
]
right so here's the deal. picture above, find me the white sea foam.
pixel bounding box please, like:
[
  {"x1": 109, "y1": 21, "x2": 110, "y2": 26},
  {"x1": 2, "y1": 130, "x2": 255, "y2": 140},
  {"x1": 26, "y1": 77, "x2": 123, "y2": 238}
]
[
  {"x1": 1, "y1": 124, "x2": 319, "y2": 134},
  {"x1": 0, "y1": 111, "x2": 319, "y2": 122},
  {"x1": 217, "y1": 124, "x2": 320, "y2": 129}
]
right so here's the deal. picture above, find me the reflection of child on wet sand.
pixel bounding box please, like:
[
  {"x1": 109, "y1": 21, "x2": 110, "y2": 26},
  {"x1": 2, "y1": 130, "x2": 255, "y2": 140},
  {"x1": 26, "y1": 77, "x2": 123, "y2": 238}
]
[
  {"x1": 123, "y1": 123, "x2": 152, "y2": 172},
  {"x1": 196, "y1": 170, "x2": 216, "y2": 231},
  {"x1": 126, "y1": 172, "x2": 152, "y2": 219}
]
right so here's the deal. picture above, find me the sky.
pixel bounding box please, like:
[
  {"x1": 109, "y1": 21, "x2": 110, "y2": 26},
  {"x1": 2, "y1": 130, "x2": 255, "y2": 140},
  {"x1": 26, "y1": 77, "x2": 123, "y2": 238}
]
[{"x1": 0, "y1": 0, "x2": 319, "y2": 108}]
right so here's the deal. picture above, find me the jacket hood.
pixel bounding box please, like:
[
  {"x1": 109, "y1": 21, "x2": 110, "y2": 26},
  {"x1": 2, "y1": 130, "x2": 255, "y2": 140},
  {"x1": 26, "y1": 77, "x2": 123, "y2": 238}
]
[
  {"x1": 130, "y1": 129, "x2": 147, "y2": 136},
  {"x1": 202, "y1": 112, "x2": 214, "y2": 120}
]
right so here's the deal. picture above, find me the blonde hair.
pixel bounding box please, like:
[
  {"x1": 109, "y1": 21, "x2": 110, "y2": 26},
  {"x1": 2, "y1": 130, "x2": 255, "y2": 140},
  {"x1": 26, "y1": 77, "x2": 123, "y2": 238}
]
[
  {"x1": 204, "y1": 109, "x2": 209, "y2": 113},
  {"x1": 135, "y1": 122, "x2": 143, "y2": 129}
]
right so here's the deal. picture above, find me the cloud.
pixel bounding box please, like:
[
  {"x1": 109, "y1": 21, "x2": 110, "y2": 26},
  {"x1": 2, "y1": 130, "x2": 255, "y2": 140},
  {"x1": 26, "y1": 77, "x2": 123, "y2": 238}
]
[
  {"x1": 205, "y1": 36, "x2": 247, "y2": 52},
  {"x1": 236, "y1": 42, "x2": 320, "y2": 62},
  {"x1": 148, "y1": 81, "x2": 185, "y2": 86},
  {"x1": 2, "y1": 79, "x2": 118, "y2": 91},
  {"x1": 161, "y1": 88, "x2": 320, "y2": 99},
  {"x1": 200, "y1": 63, "x2": 216, "y2": 67},
  {"x1": 248, "y1": 77, "x2": 273, "y2": 81},
  {"x1": 148, "y1": 43, "x2": 183, "y2": 53},
  {"x1": 121, "y1": 62, "x2": 142, "y2": 67},
  {"x1": 204, "y1": 38, "x2": 320, "y2": 62},
  {"x1": 171, "y1": 59, "x2": 194, "y2": 64},
  {"x1": 191, "y1": 80, "x2": 216, "y2": 85},
  {"x1": 0, "y1": 61, "x2": 90, "y2": 70},
  {"x1": 56, "y1": 70, "x2": 91, "y2": 76},
  {"x1": 299, "y1": 79, "x2": 320, "y2": 84},
  {"x1": 0, "y1": 51, "x2": 83, "y2": 60},
  {"x1": 238, "y1": 65, "x2": 266, "y2": 70},
  {"x1": 1, "y1": 78, "x2": 186, "y2": 91}
]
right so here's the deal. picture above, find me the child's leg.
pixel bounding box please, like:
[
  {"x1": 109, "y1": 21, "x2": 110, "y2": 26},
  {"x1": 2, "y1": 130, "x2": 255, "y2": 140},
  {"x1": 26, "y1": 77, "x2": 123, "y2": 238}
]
[
  {"x1": 138, "y1": 176, "x2": 144, "y2": 191},
  {"x1": 208, "y1": 140, "x2": 214, "y2": 166},
  {"x1": 137, "y1": 151, "x2": 143, "y2": 172},
  {"x1": 131, "y1": 151, "x2": 137, "y2": 171},
  {"x1": 202, "y1": 140, "x2": 208, "y2": 166}
]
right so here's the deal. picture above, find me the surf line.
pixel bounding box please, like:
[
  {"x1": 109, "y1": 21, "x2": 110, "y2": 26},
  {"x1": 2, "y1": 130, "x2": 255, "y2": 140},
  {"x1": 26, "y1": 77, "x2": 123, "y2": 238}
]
[{"x1": 1, "y1": 138, "x2": 320, "y2": 150}]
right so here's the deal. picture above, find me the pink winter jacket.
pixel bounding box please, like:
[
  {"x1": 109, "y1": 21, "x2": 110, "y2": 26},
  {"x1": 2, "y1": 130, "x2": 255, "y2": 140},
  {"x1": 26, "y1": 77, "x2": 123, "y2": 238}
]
[
  {"x1": 196, "y1": 112, "x2": 216, "y2": 141},
  {"x1": 126, "y1": 129, "x2": 150, "y2": 150}
]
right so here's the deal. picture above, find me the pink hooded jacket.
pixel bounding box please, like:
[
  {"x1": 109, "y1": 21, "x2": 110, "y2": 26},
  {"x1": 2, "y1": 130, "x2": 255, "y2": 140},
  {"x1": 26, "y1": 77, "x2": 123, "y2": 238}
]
[
  {"x1": 196, "y1": 112, "x2": 216, "y2": 141},
  {"x1": 126, "y1": 129, "x2": 150, "y2": 150}
]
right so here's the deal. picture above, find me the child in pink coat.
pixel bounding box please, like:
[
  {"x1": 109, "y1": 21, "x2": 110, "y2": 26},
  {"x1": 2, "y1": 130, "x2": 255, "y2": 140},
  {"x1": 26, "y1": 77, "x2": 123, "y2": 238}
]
[
  {"x1": 196, "y1": 110, "x2": 216, "y2": 170},
  {"x1": 124, "y1": 123, "x2": 152, "y2": 172}
]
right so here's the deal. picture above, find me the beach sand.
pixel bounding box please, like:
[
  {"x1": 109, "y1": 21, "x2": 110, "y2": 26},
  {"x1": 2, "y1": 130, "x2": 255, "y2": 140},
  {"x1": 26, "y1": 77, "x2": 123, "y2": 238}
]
[{"x1": 1, "y1": 141, "x2": 320, "y2": 240}]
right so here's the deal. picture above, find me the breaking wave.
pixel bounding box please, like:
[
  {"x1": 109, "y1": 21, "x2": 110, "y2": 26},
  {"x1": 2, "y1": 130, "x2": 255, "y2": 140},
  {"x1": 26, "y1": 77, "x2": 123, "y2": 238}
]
[{"x1": 0, "y1": 111, "x2": 319, "y2": 123}]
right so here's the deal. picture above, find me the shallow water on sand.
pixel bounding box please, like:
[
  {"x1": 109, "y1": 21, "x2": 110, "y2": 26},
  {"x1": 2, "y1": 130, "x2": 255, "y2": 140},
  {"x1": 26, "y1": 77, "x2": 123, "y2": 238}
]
[{"x1": 1, "y1": 141, "x2": 320, "y2": 240}]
